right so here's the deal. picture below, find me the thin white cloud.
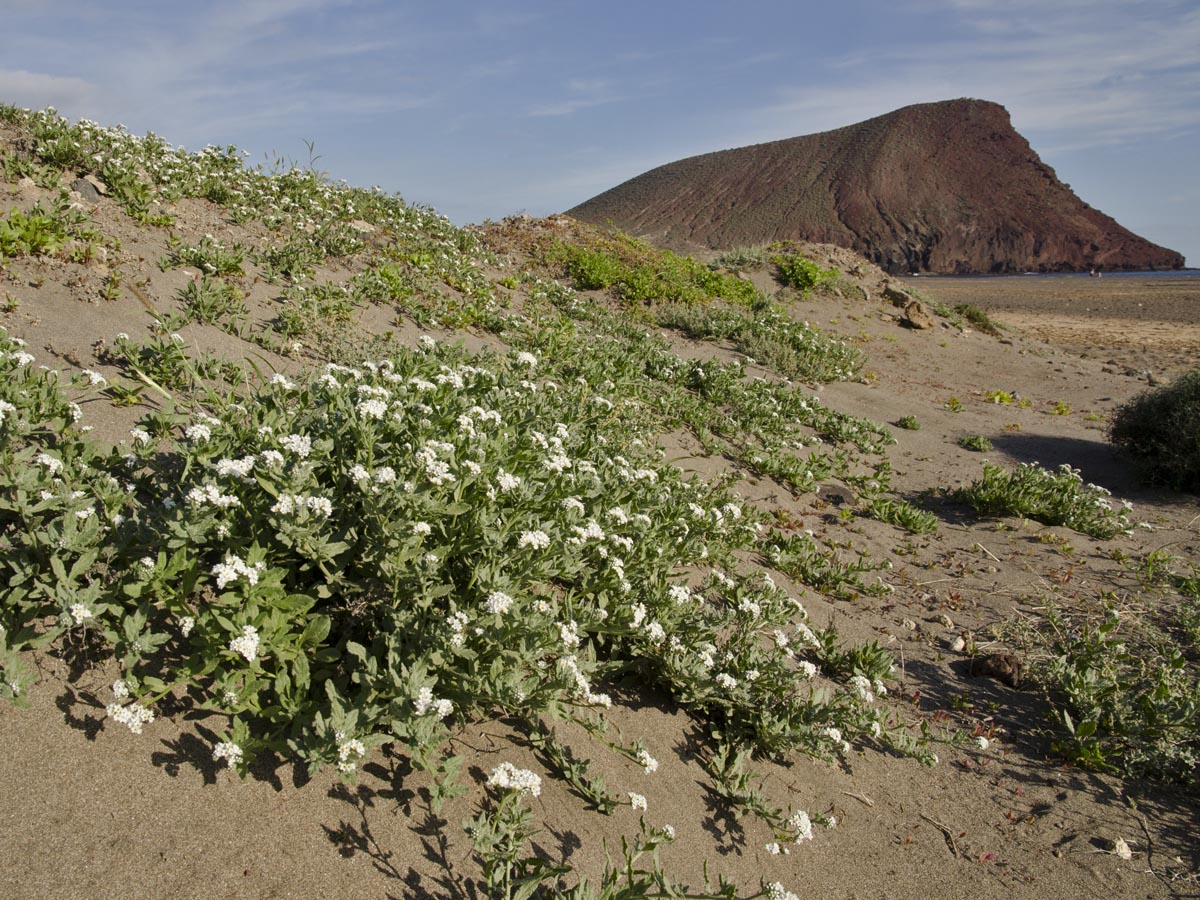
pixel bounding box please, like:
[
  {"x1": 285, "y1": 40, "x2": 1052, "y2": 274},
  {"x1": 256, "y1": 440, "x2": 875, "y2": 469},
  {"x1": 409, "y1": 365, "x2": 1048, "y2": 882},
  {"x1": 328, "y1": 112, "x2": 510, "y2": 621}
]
[
  {"x1": 0, "y1": 69, "x2": 97, "y2": 112},
  {"x1": 740, "y1": 1, "x2": 1200, "y2": 152},
  {"x1": 528, "y1": 78, "x2": 622, "y2": 118}
]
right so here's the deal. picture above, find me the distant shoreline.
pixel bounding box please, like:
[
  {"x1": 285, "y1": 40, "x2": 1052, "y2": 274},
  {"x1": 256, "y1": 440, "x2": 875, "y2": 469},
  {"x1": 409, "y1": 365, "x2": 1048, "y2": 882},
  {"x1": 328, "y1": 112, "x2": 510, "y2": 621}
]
[
  {"x1": 901, "y1": 271, "x2": 1200, "y2": 378},
  {"x1": 907, "y1": 269, "x2": 1199, "y2": 280}
]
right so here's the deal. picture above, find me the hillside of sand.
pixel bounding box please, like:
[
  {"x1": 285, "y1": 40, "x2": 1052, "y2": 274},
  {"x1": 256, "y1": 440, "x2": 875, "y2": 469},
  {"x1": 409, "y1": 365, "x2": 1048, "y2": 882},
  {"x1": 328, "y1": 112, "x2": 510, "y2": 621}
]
[{"x1": 1, "y1": 107, "x2": 1198, "y2": 900}]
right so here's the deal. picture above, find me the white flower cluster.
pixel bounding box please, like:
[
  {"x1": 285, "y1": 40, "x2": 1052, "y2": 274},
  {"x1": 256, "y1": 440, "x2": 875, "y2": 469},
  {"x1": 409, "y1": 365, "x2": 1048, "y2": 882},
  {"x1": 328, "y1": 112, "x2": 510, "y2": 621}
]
[
  {"x1": 279, "y1": 433, "x2": 312, "y2": 457},
  {"x1": 767, "y1": 882, "x2": 800, "y2": 900},
  {"x1": 416, "y1": 439, "x2": 456, "y2": 486},
  {"x1": 229, "y1": 625, "x2": 261, "y2": 662},
  {"x1": 212, "y1": 741, "x2": 243, "y2": 769},
  {"x1": 487, "y1": 762, "x2": 542, "y2": 798},
  {"x1": 786, "y1": 809, "x2": 814, "y2": 843},
  {"x1": 446, "y1": 611, "x2": 469, "y2": 647},
  {"x1": 356, "y1": 397, "x2": 388, "y2": 419},
  {"x1": 185, "y1": 423, "x2": 212, "y2": 443},
  {"x1": 187, "y1": 483, "x2": 241, "y2": 509},
  {"x1": 485, "y1": 591, "x2": 513, "y2": 615},
  {"x1": 636, "y1": 748, "x2": 658, "y2": 775},
  {"x1": 215, "y1": 456, "x2": 256, "y2": 479},
  {"x1": 569, "y1": 520, "x2": 605, "y2": 546},
  {"x1": 80, "y1": 369, "x2": 107, "y2": 386},
  {"x1": 823, "y1": 726, "x2": 851, "y2": 755},
  {"x1": 849, "y1": 675, "x2": 875, "y2": 703},
  {"x1": 36, "y1": 452, "x2": 64, "y2": 475},
  {"x1": 668, "y1": 585, "x2": 693, "y2": 605},
  {"x1": 558, "y1": 654, "x2": 612, "y2": 707},
  {"x1": 271, "y1": 493, "x2": 333, "y2": 517},
  {"x1": 336, "y1": 732, "x2": 367, "y2": 773},
  {"x1": 0, "y1": 399, "x2": 16, "y2": 424},
  {"x1": 628, "y1": 792, "x2": 648, "y2": 811},
  {"x1": 517, "y1": 530, "x2": 550, "y2": 550},
  {"x1": 211, "y1": 554, "x2": 265, "y2": 589},
  {"x1": 106, "y1": 700, "x2": 155, "y2": 735},
  {"x1": 413, "y1": 686, "x2": 454, "y2": 718},
  {"x1": 560, "y1": 620, "x2": 581, "y2": 650},
  {"x1": 68, "y1": 603, "x2": 94, "y2": 625}
]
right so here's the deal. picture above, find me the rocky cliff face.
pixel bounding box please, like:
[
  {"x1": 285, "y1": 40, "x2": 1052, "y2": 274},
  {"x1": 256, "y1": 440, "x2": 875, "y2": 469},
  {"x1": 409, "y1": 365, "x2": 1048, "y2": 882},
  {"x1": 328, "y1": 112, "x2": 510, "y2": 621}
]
[{"x1": 567, "y1": 99, "x2": 1184, "y2": 274}]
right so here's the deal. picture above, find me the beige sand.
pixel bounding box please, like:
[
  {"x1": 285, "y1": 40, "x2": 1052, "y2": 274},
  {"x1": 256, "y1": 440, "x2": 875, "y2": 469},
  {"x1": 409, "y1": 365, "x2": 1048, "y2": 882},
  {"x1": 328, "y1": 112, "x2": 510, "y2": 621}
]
[{"x1": 1, "y1": 172, "x2": 1197, "y2": 899}]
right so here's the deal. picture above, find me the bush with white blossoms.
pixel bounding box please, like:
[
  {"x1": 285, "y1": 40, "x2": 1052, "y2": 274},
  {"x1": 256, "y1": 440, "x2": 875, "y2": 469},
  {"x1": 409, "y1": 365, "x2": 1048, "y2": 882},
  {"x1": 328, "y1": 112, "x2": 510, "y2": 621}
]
[{"x1": 0, "y1": 326, "x2": 928, "y2": 794}]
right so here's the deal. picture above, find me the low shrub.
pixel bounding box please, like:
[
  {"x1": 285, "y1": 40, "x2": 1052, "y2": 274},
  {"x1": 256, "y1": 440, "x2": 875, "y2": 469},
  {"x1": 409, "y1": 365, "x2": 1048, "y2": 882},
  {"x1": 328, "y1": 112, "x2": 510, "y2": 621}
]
[
  {"x1": 957, "y1": 461, "x2": 1133, "y2": 539},
  {"x1": 771, "y1": 254, "x2": 839, "y2": 295},
  {"x1": 957, "y1": 434, "x2": 993, "y2": 452},
  {"x1": 1109, "y1": 369, "x2": 1200, "y2": 492}
]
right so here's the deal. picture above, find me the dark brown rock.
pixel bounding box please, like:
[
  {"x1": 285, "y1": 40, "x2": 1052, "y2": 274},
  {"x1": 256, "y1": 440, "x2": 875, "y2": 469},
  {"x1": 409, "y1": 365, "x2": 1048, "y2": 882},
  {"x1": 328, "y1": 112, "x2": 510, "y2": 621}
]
[
  {"x1": 567, "y1": 99, "x2": 1184, "y2": 274},
  {"x1": 968, "y1": 652, "x2": 1023, "y2": 688}
]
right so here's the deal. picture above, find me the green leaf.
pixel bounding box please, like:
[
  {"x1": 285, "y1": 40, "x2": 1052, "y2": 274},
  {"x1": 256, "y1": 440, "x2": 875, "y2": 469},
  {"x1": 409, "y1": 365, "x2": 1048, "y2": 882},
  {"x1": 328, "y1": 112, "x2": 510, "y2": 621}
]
[{"x1": 300, "y1": 615, "x2": 330, "y2": 647}]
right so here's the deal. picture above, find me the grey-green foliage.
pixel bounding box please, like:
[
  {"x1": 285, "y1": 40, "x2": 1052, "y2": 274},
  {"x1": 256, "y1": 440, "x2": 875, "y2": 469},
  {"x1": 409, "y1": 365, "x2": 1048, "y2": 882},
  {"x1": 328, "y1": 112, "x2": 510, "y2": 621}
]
[
  {"x1": 957, "y1": 461, "x2": 1133, "y2": 539},
  {"x1": 1109, "y1": 369, "x2": 1200, "y2": 492}
]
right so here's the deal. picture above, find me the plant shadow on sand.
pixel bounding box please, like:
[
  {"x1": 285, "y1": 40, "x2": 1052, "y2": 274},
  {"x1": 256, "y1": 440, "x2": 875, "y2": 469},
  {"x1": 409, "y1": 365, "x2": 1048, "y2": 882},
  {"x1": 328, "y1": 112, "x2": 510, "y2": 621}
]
[{"x1": 986, "y1": 432, "x2": 1192, "y2": 506}]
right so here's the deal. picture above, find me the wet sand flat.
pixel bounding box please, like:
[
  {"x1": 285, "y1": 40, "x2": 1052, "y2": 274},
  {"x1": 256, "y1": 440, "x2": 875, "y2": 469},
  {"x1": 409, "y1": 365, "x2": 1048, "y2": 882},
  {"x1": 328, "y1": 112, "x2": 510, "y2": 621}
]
[{"x1": 903, "y1": 275, "x2": 1200, "y2": 377}]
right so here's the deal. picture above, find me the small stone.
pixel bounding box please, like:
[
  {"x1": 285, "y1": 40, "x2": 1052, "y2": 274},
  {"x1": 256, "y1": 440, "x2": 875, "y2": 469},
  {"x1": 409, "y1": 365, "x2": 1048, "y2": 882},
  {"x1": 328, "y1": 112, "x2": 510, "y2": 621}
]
[
  {"x1": 83, "y1": 173, "x2": 108, "y2": 195},
  {"x1": 901, "y1": 618, "x2": 917, "y2": 631},
  {"x1": 901, "y1": 299, "x2": 935, "y2": 329},
  {"x1": 1111, "y1": 837, "x2": 1133, "y2": 860},
  {"x1": 937, "y1": 613, "x2": 955, "y2": 629},
  {"x1": 816, "y1": 483, "x2": 855, "y2": 506},
  {"x1": 950, "y1": 635, "x2": 966, "y2": 652},
  {"x1": 71, "y1": 177, "x2": 101, "y2": 203}
]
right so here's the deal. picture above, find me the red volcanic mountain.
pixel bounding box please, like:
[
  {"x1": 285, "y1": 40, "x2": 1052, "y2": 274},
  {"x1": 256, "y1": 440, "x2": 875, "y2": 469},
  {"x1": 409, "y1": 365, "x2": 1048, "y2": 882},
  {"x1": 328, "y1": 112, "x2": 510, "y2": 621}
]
[{"x1": 566, "y1": 99, "x2": 1184, "y2": 274}]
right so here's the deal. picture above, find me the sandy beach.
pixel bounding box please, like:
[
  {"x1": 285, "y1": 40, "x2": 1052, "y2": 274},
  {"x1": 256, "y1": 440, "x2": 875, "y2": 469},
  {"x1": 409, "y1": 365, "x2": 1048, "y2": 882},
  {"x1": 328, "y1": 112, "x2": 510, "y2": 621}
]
[
  {"x1": 902, "y1": 274, "x2": 1200, "y2": 379},
  {"x1": 1, "y1": 138, "x2": 1198, "y2": 900}
]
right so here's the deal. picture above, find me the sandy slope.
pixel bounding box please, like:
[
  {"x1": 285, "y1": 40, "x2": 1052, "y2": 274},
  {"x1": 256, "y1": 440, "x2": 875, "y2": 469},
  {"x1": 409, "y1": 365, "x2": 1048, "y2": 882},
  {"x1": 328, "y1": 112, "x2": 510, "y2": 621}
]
[{"x1": 1, "y1": 171, "x2": 1198, "y2": 900}]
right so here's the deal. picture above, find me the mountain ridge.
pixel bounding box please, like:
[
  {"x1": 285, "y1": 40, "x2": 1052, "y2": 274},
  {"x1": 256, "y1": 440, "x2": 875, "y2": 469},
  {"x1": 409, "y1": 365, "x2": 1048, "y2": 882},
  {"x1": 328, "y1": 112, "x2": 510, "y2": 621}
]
[{"x1": 567, "y1": 98, "x2": 1185, "y2": 274}]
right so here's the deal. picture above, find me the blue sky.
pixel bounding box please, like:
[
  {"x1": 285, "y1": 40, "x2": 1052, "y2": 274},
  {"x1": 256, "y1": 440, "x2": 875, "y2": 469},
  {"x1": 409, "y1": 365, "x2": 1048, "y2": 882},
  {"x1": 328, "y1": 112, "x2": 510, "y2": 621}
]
[{"x1": 3, "y1": 0, "x2": 1197, "y2": 264}]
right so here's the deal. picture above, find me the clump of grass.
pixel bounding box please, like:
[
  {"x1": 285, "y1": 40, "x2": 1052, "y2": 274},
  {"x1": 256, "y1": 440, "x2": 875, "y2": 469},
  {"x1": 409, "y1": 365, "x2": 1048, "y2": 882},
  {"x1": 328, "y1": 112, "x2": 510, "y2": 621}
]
[
  {"x1": 957, "y1": 434, "x2": 993, "y2": 452},
  {"x1": 894, "y1": 415, "x2": 920, "y2": 431},
  {"x1": 179, "y1": 276, "x2": 248, "y2": 328},
  {"x1": 1109, "y1": 368, "x2": 1200, "y2": 492},
  {"x1": 956, "y1": 461, "x2": 1133, "y2": 539},
  {"x1": 954, "y1": 303, "x2": 1002, "y2": 336},
  {"x1": 771, "y1": 253, "x2": 839, "y2": 296},
  {"x1": 1029, "y1": 604, "x2": 1200, "y2": 787},
  {"x1": 711, "y1": 245, "x2": 769, "y2": 272},
  {"x1": 0, "y1": 205, "x2": 67, "y2": 258},
  {"x1": 162, "y1": 235, "x2": 245, "y2": 276}
]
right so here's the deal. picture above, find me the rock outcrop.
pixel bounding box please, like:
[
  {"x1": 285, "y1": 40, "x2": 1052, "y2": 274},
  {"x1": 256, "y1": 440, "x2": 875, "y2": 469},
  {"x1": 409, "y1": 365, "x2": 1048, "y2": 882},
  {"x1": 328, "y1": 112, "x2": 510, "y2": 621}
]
[{"x1": 567, "y1": 99, "x2": 1184, "y2": 274}]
